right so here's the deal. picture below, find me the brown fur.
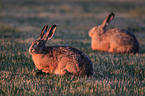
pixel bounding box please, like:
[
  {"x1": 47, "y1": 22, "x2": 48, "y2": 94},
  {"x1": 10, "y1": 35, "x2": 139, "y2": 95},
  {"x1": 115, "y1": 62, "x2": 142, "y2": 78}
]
[
  {"x1": 29, "y1": 25, "x2": 93, "y2": 76},
  {"x1": 89, "y1": 13, "x2": 139, "y2": 54}
]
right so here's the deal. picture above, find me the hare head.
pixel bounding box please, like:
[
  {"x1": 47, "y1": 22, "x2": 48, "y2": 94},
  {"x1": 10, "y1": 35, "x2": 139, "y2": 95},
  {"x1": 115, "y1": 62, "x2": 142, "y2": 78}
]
[
  {"x1": 89, "y1": 13, "x2": 115, "y2": 38},
  {"x1": 29, "y1": 25, "x2": 56, "y2": 54}
]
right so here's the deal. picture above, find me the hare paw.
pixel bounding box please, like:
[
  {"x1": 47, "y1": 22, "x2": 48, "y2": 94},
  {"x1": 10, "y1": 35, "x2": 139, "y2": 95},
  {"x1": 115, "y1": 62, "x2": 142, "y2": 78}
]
[{"x1": 33, "y1": 69, "x2": 46, "y2": 76}]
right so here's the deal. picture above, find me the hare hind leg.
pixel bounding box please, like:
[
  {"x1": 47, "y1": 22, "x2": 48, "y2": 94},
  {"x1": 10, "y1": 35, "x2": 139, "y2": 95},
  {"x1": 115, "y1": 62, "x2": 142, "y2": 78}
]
[
  {"x1": 116, "y1": 46, "x2": 132, "y2": 53},
  {"x1": 54, "y1": 57, "x2": 78, "y2": 75}
]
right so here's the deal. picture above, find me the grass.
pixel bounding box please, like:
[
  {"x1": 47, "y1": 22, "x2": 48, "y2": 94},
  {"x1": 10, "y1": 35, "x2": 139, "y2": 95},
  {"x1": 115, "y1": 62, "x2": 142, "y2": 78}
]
[{"x1": 0, "y1": 0, "x2": 145, "y2": 95}]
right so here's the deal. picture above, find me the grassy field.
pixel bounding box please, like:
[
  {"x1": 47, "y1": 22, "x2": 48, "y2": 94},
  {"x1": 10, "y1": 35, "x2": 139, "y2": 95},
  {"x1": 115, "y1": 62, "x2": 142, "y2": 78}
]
[{"x1": 0, "y1": 0, "x2": 145, "y2": 95}]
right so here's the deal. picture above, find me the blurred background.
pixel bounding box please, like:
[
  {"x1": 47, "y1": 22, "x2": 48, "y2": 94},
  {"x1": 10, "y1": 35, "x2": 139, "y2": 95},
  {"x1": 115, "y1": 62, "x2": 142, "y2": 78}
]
[{"x1": 0, "y1": 0, "x2": 145, "y2": 40}]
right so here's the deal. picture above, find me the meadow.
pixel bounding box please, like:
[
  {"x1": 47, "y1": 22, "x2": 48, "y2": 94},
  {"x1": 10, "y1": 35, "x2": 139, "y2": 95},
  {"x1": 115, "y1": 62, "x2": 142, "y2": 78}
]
[{"x1": 0, "y1": 0, "x2": 145, "y2": 95}]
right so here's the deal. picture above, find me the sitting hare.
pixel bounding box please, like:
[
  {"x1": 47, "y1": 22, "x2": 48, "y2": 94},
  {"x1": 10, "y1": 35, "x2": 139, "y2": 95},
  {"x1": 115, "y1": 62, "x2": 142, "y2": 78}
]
[
  {"x1": 89, "y1": 13, "x2": 139, "y2": 54},
  {"x1": 29, "y1": 25, "x2": 93, "y2": 76}
]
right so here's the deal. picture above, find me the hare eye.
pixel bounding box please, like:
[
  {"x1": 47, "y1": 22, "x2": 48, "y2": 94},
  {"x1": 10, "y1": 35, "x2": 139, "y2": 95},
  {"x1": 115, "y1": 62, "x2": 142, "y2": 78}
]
[
  {"x1": 95, "y1": 27, "x2": 98, "y2": 30},
  {"x1": 37, "y1": 42, "x2": 41, "y2": 46}
]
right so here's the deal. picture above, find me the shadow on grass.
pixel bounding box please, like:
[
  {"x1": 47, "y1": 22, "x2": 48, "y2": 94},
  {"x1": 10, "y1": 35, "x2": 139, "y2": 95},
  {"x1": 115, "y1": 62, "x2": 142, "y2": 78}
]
[{"x1": 139, "y1": 45, "x2": 145, "y2": 54}]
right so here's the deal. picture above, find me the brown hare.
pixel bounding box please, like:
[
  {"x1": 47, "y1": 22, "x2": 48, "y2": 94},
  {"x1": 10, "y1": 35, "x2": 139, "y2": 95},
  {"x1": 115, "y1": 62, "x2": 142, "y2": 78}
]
[
  {"x1": 89, "y1": 13, "x2": 139, "y2": 54},
  {"x1": 29, "y1": 25, "x2": 93, "y2": 76}
]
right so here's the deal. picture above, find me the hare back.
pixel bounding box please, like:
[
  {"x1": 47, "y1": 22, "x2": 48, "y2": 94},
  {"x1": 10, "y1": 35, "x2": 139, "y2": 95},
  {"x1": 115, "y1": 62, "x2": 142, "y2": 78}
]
[
  {"x1": 91, "y1": 28, "x2": 139, "y2": 53},
  {"x1": 107, "y1": 29, "x2": 139, "y2": 53},
  {"x1": 32, "y1": 46, "x2": 93, "y2": 76}
]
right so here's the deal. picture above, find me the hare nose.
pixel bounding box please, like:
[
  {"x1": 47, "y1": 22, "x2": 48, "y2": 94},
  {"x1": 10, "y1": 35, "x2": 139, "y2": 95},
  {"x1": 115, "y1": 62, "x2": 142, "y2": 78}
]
[
  {"x1": 29, "y1": 47, "x2": 34, "y2": 53},
  {"x1": 31, "y1": 49, "x2": 34, "y2": 52},
  {"x1": 30, "y1": 48, "x2": 35, "y2": 53}
]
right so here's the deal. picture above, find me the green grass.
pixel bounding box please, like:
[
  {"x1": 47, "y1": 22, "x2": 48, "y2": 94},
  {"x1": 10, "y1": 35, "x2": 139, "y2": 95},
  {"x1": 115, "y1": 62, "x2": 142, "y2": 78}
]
[{"x1": 0, "y1": 0, "x2": 145, "y2": 95}]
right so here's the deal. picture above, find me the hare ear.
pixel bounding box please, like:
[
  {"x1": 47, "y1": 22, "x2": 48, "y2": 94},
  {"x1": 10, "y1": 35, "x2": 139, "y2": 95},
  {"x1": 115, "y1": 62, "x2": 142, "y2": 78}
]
[
  {"x1": 39, "y1": 25, "x2": 48, "y2": 39},
  {"x1": 102, "y1": 13, "x2": 115, "y2": 28},
  {"x1": 42, "y1": 25, "x2": 57, "y2": 42}
]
